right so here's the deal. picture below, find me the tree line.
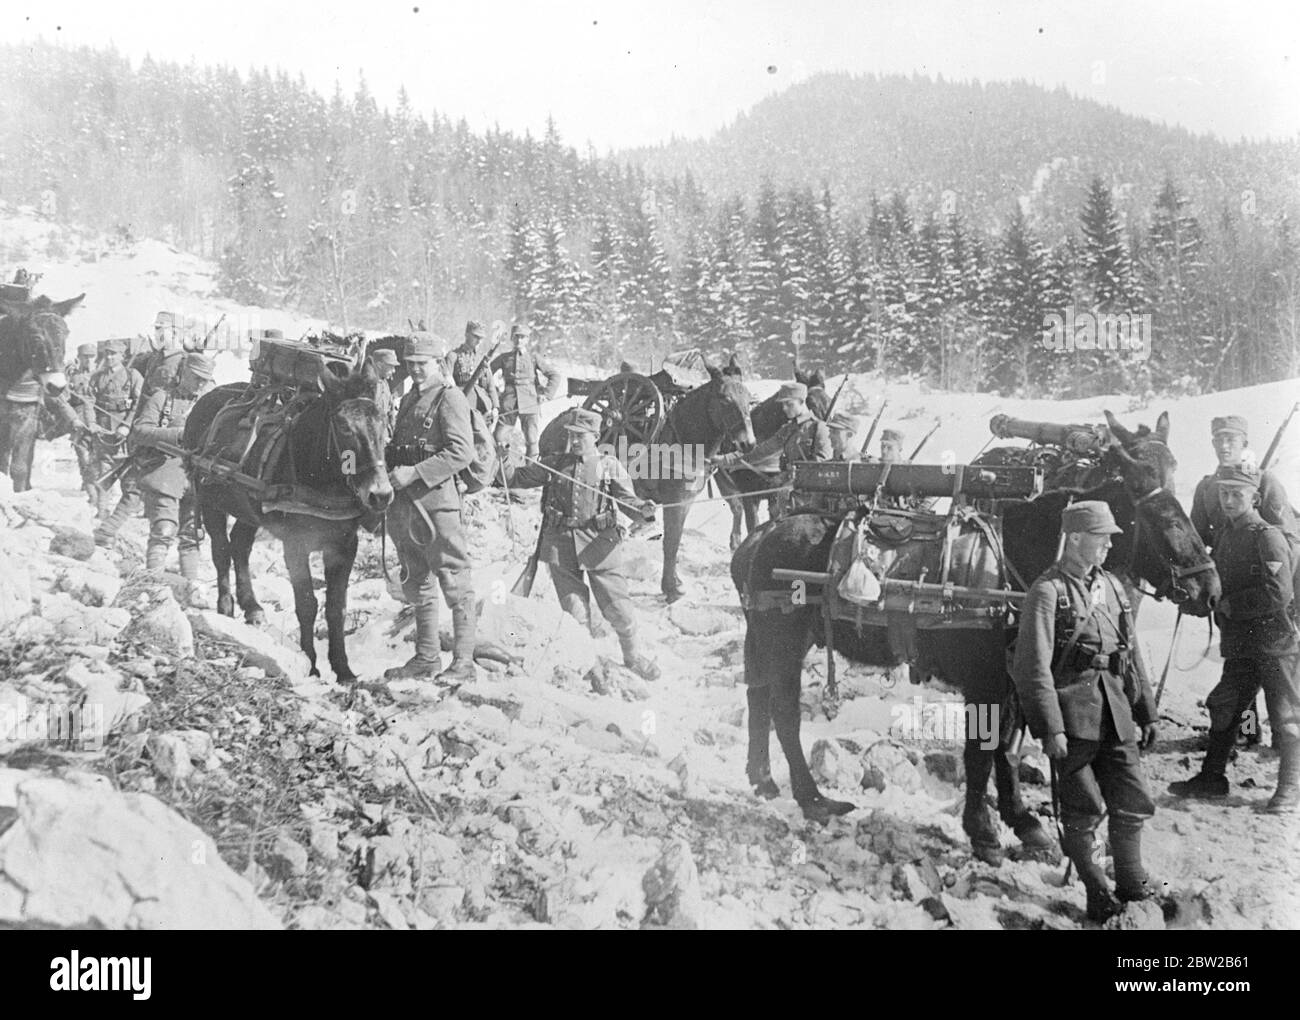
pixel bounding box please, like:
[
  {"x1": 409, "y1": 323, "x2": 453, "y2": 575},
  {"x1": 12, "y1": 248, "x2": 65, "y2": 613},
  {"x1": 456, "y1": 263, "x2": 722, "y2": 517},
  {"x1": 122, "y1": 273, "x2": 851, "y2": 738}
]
[{"x1": 1, "y1": 41, "x2": 1295, "y2": 395}]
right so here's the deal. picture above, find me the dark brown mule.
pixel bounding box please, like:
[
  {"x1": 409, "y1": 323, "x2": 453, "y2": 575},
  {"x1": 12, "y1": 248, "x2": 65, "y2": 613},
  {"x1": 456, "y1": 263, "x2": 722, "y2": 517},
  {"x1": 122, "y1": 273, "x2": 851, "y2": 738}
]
[
  {"x1": 0, "y1": 292, "x2": 85, "y2": 492},
  {"x1": 730, "y1": 419, "x2": 1218, "y2": 864},
  {"x1": 184, "y1": 362, "x2": 394, "y2": 680}
]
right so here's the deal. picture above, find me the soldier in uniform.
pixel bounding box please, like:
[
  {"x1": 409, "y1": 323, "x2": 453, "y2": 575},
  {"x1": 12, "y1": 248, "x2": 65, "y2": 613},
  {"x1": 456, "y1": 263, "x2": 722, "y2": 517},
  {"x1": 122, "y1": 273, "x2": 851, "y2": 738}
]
[
  {"x1": 86, "y1": 339, "x2": 144, "y2": 519},
  {"x1": 130, "y1": 352, "x2": 215, "y2": 577},
  {"x1": 1169, "y1": 466, "x2": 1299, "y2": 812},
  {"x1": 64, "y1": 342, "x2": 99, "y2": 502},
  {"x1": 449, "y1": 320, "x2": 498, "y2": 422},
  {"x1": 709, "y1": 382, "x2": 832, "y2": 518},
  {"x1": 504, "y1": 408, "x2": 661, "y2": 680},
  {"x1": 490, "y1": 325, "x2": 561, "y2": 461},
  {"x1": 876, "y1": 427, "x2": 904, "y2": 463},
  {"x1": 382, "y1": 333, "x2": 478, "y2": 684},
  {"x1": 827, "y1": 411, "x2": 861, "y2": 462},
  {"x1": 365, "y1": 347, "x2": 400, "y2": 442},
  {"x1": 132, "y1": 311, "x2": 206, "y2": 398},
  {"x1": 1012, "y1": 500, "x2": 1159, "y2": 922},
  {"x1": 1190, "y1": 415, "x2": 1299, "y2": 746}
]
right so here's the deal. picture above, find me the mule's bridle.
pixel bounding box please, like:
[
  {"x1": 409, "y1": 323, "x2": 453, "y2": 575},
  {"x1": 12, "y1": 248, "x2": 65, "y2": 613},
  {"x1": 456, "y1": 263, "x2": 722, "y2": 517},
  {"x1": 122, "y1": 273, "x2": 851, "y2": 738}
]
[
  {"x1": 324, "y1": 402, "x2": 383, "y2": 487},
  {"x1": 1128, "y1": 487, "x2": 1216, "y2": 604}
]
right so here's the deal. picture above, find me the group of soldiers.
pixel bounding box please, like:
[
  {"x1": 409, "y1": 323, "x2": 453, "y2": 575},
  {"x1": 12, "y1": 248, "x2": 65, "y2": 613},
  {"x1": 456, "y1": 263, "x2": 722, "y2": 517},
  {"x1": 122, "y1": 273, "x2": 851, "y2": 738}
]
[
  {"x1": 58, "y1": 312, "x2": 217, "y2": 575},
  {"x1": 376, "y1": 326, "x2": 659, "y2": 686},
  {"x1": 1010, "y1": 413, "x2": 1299, "y2": 922}
]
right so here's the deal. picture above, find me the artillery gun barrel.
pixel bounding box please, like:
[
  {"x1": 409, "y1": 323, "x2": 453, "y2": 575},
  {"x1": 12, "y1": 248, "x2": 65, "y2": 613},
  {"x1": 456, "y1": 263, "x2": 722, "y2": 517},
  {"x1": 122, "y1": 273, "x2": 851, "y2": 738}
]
[{"x1": 988, "y1": 414, "x2": 1103, "y2": 454}]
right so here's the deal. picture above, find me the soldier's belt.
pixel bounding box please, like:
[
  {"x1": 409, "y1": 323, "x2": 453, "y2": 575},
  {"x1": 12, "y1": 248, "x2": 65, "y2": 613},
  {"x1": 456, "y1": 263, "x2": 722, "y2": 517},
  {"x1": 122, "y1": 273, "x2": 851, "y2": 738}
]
[
  {"x1": 1059, "y1": 646, "x2": 1129, "y2": 674},
  {"x1": 385, "y1": 443, "x2": 430, "y2": 468},
  {"x1": 546, "y1": 509, "x2": 616, "y2": 531}
]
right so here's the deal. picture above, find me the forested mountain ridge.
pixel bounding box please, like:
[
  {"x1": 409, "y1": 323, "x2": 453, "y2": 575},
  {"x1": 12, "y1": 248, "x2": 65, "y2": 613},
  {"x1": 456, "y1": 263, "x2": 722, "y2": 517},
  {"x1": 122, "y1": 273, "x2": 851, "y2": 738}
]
[{"x1": 1, "y1": 43, "x2": 1295, "y2": 396}]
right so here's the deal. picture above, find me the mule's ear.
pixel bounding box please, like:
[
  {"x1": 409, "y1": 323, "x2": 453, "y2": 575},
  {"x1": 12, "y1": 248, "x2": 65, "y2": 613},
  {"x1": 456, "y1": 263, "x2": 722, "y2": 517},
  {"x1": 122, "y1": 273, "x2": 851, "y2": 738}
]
[
  {"x1": 1104, "y1": 409, "x2": 1137, "y2": 447},
  {"x1": 726, "y1": 353, "x2": 742, "y2": 375},
  {"x1": 794, "y1": 366, "x2": 810, "y2": 386},
  {"x1": 705, "y1": 362, "x2": 722, "y2": 384},
  {"x1": 809, "y1": 369, "x2": 826, "y2": 389},
  {"x1": 1155, "y1": 411, "x2": 1170, "y2": 443},
  {"x1": 51, "y1": 294, "x2": 86, "y2": 317}
]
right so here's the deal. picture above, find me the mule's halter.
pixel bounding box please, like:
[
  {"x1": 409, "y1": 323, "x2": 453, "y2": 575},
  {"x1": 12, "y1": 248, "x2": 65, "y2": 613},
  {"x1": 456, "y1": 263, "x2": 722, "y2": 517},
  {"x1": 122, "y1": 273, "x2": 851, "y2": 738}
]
[
  {"x1": 324, "y1": 399, "x2": 383, "y2": 487},
  {"x1": 1128, "y1": 487, "x2": 1216, "y2": 603}
]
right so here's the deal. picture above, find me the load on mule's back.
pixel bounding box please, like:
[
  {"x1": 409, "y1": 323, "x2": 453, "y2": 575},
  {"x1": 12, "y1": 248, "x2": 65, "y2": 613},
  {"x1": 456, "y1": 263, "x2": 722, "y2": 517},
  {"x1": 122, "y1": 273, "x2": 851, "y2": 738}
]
[
  {"x1": 184, "y1": 332, "x2": 393, "y2": 681},
  {"x1": 0, "y1": 270, "x2": 86, "y2": 492},
  {"x1": 731, "y1": 410, "x2": 1219, "y2": 871}
]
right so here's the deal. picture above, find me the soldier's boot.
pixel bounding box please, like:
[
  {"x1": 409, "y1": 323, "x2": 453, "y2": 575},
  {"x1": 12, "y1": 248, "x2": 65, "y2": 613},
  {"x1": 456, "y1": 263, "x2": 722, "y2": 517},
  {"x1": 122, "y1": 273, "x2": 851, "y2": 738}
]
[
  {"x1": 1168, "y1": 728, "x2": 1234, "y2": 799},
  {"x1": 1266, "y1": 734, "x2": 1300, "y2": 814},
  {"x1": 94, "y1": 496, "x2": 137, "y2": 546},
  {"x1": 1061, "y1": 828, "x2": 1121, "y2": 923},
  {"x1": 435, "y1": 601, "x2": 478, "y2": 684},
  {"x1": 384, "y1": 602, "x2": 442, "y2": 680},
  {"x1": 144, "y1": 521, "x2": 176, "y2": 573},
  {"x1": 94, "y1": 485, "x2": 114, "y2": 521},
  {"x1": 619, "y1": 631, "x2": 660, "y2": 682},
  {"x1": 1109, "y1": 816, "x2": 1157, "y2": 903}
]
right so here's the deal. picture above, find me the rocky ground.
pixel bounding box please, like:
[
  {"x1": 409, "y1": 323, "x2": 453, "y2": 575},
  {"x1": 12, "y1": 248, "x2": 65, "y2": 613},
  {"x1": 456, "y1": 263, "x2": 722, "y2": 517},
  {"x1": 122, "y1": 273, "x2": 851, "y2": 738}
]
[{"x1": 0, "y1": 432, "x2": 1296, "y2": 931}]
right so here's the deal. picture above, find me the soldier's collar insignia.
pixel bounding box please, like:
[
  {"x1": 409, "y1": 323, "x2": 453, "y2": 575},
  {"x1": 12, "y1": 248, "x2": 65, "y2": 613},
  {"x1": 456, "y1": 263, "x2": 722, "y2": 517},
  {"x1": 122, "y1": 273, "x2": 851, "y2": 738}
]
[{"x1": 1266, "y1": 561, "x2": 1284, "y2": 574}]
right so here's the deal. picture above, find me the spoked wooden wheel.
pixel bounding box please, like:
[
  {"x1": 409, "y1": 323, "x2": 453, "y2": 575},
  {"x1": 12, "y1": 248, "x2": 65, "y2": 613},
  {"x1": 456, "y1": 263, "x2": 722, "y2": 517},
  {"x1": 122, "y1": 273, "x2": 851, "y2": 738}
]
[{"x1": 583, "y1": 372, "x2": 665, "y2": 448}]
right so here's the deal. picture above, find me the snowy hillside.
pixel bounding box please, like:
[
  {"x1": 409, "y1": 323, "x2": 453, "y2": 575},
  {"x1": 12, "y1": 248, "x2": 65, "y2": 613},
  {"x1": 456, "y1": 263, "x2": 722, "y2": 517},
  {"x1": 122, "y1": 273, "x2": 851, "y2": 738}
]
[{"x1": 2, "y1": 207, "x2": 1297, "y2": 931}]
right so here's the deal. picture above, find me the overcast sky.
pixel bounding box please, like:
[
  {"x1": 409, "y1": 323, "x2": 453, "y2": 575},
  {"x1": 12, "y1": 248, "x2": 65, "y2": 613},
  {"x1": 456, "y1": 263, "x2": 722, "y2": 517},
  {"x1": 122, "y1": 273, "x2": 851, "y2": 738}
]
[{"x1": 9, "y1": 0, "x2": 1299, "y2": 150}]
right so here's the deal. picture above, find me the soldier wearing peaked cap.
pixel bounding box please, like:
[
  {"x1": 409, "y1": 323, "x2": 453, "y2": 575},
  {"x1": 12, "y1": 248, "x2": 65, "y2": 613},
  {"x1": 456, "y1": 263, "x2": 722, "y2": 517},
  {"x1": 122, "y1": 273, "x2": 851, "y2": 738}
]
[
  {"x1": 490, "y1": 324, "x2": 561, "y2": 461},
  {"x1": 709, "y1": 381, "x2": 831, "y2": 519},
  {"x1": 502, "y1": 407, "x2": 661, "y2": 680},
  {"x1": 129, "y1": 353, "x2": 215, "y2": 579},
  {"x1": 1011, "y1": 499, "x2": 1159, "y2": 922},
  {"x1": 1191, "y1": 414, "x2": 1300, "y2": 747},
  {"x1": 449, "y1": 320, "x2": 498, "y2": 422},
  {"x1": 383, "y1": 331, "x2": 479, "y2": 685},
  {"x1": 1171, "y1": 466, "x2": 1300, "y2": 813},
  {"x1": 364, "y1": 347, "x2": 400, "y2": 442},
  {"x1": 83, "y1": 339, "x2": 144, "y2": 518}
]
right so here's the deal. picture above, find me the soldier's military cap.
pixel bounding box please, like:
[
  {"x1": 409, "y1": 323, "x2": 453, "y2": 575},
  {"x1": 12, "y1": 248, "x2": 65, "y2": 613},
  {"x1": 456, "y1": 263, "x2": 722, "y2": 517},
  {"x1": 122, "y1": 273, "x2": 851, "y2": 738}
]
[
  {"x1": 154, "y1": 311, "x2": 177, "y2": 328},
  {"x1": 404, "y1": 332, "x2": 446, "y2": 360},
  {"x1": 509, "y1": 324, "x2": 531, "y2": 341},
  {"x1": 879, "y1": 428, "x2": 904, "y2": 444},
  {"x1": 108, "y1": 338, "x2": 131, "y2": 354},
  {"x1": 776, "y1": 382, "x2": 808, "y2": 402},
  {"x1": 183, "y1": 352, "x2": 216, "y2": 380},
  {"x1": 1212, "y1": 415, "x2": 1248, "y2": 437},
  {"x1": 250, "y1": 328, "x2": 284, "y2": 341},
  {"x1": 1061, "y1": 499, "x2": 1123, "y2": 535},
  {"x1": 369, "y1": 348, "x2": 399, "y2": 366},
  {"x1": 1215, "y1": 465, "x2": 1261, "y2": 489},
  {"x1": 76, "y1": 342, "x2": 97, "y2": 357},
  {"x1": 827, "y1": 411, "x2": 860, "y2": 433},
  {"x1": 562, "y1": 408, "x2": 603, "y2": 435},
  {"x1": 465, "y1": 320, "x2": 485, "y2": 340}
]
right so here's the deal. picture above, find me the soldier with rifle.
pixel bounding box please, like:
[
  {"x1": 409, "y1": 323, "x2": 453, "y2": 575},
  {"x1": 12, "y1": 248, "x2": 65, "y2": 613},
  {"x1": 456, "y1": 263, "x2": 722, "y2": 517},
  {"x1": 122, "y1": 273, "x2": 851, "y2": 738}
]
[
  {"x1": 1190, "y1": 413, "x2": 1300, "y2": 746},
  {"x1": 503, "y1": 408, "x2": 660, "y2": 680},
  {"x1": 382, "y1": 332, "x2": 479, "y2": 684},
  {"x1": 449, "y1": 320, "x2": 499, "y2": 422},
  {"x1": 1169, "y1": 465, "x2": 1300, "y2": 813},
  {"x1": 130, "y1": 352, "x2": 215, "y2": 577},
  {"x1": 1011, "y1": 501, "x2": 1160, "y2": 923},
  {"x1": 64, "y1": 342, "x2": 99, "y2": 503}
]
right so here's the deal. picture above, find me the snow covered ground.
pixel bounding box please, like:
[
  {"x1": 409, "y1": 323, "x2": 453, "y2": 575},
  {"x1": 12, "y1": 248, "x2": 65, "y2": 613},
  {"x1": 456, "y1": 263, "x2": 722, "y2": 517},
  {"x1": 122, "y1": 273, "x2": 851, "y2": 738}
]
[{"x1": 2, "y1": 203, "x2": 1297, "y2": 929}]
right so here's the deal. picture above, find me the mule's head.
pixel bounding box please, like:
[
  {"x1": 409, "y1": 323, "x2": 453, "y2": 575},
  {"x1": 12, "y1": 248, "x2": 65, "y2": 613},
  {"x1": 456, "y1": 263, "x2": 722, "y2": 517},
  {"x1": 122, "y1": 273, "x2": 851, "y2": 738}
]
[
  {"x1": 319, "y1": 361, "x2": 394, "y2": 513},
  {"x1": 705, "y1": 361, "x2": 755, "y2": 447},
  {"x1": 0, "y1": 292, "x2": 84, "y2": 394},
  {"x1": 1093, "y1": 432, "x2": 1220, "y2": 616},
  {"x1": 1101, "y1": 409, "x2": 1176, "y2": 491}
]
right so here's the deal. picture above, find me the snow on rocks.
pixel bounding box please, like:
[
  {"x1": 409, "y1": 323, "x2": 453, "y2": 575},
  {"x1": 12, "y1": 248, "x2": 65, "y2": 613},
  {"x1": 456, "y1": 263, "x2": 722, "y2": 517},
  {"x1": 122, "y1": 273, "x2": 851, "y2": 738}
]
[
  {"x1": 861, "y1": 740, "x2": 925, "y2": 795},
  {"x1": 118, "y1": 587, "x2": 194, "y2": 659},
  {"x1": 810, "y1": 737, "x2": 866, "y2": 791},
  {"x1": 642, "y1": 839, "x2": 703, "y2": 929},
  {"x1": 0, "y1": 773, "x2": 280, "y2": 929},
  {"x1": 188, "y1": 611, "x2": 311, "y2": 680}
]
